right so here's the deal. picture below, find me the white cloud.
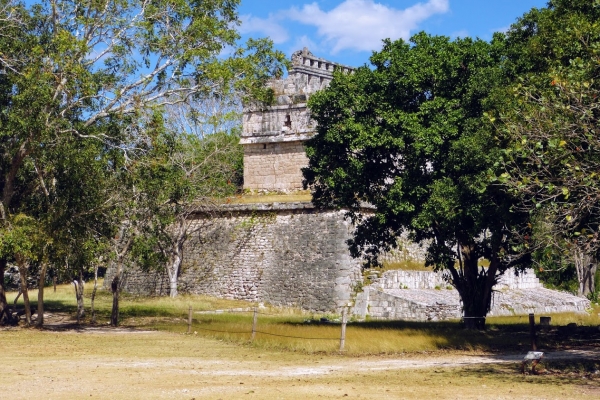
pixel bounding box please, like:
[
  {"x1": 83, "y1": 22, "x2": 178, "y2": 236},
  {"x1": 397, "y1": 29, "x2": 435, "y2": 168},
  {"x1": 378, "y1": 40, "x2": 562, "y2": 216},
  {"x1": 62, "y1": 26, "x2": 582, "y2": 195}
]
[
  {"x1": 287, "y1": 0, "x2": 450, "y2": 53},
  {"x1": 239, "y1": 14, "x2": 289, "y2": 44}
]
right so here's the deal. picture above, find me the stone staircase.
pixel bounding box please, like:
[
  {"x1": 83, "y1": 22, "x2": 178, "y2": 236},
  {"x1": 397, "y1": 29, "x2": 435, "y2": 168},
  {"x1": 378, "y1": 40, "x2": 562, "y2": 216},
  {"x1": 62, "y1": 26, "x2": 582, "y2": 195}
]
[{"x1": 352, "y1": 269, "x2": 591, "y2": 321}]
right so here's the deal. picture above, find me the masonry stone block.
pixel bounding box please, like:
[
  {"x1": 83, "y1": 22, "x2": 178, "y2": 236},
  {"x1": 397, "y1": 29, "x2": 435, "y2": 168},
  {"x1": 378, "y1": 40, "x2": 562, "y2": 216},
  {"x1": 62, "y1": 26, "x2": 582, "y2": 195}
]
[{"x1": 105, "y1": 203, "x2": 363, "y2": 313}]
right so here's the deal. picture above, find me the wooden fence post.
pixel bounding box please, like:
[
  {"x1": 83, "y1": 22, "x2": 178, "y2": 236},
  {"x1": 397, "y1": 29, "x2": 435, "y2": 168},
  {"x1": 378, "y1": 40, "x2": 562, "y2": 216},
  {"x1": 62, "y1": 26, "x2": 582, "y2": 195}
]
[
  {"x1": 339, "y1": 308, "x2": 347, "y2": 352},
  {"x1": 251, "y1": 307, "x2": 258, "y2": 341},
  {"x1": 529, "y1": 313, "x2": 537, "y2": 351},
  {"x1": 188, "y1": 305, "x2": 192, "y2": 334}
]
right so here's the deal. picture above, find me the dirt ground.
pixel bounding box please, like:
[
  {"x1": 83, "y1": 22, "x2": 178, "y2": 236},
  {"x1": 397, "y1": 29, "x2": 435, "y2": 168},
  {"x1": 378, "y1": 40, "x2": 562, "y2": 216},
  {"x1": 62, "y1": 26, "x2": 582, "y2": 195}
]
[{"x1": 2, "y1": 316, "x2": 599, "y2": 399}]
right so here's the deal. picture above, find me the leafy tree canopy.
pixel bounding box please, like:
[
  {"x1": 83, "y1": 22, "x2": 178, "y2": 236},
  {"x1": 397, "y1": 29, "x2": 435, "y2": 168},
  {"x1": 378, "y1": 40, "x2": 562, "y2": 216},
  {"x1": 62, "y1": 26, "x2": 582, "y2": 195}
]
[
  {"x1": 0, "y1": 0, "x2": 285, "y2": 323},
  {"x1": 304, "y1": 33, "x2": 527, "y2": 327},
  {"x1": 498, "y1": 0, "x2": 600, "y2": 297}
]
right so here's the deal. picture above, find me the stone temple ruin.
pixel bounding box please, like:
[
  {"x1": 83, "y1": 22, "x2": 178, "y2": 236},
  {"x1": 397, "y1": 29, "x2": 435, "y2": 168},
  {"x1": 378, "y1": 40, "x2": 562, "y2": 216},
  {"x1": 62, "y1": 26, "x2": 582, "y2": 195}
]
[
  {"x1": 110, "y1": 49, "x2": 590, "y2": 320},
  {"x1": 241, "y1": 48, "x2": 353, "y2": 191}
]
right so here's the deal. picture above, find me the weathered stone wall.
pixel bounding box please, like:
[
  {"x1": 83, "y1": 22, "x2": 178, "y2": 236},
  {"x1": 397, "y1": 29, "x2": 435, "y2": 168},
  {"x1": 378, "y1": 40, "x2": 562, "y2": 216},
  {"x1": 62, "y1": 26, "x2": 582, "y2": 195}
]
[
  {"x1": 243, "y1": 141, "x2": 309, "y2": 191},
  {"x1": 242, "y1": 102, "x2": 313, "y2": 139},
  {"x1": 111, "y1": 203, "x2": 363, "y2": 312},
  {"x1": 370, "y1": 270, "x2": 450, "y2": 290},
  {"x1": 109, "y1": 204, "x2": 591, "y2": 319}
]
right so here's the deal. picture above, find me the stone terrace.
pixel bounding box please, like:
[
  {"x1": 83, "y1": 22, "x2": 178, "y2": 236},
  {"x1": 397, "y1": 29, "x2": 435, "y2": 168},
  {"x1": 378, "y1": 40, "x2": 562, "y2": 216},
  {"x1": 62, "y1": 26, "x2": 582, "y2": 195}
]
[{"x1": 352, "y1": 269, "x2": 591, "y2": 321}]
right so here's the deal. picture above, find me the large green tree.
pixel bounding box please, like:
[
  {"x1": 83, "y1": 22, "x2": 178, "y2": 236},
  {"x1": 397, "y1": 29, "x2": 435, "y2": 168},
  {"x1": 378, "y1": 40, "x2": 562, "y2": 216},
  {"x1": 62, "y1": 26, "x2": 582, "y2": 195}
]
[
  {"x1": 498, "y1": 0, "x2": 600, "y2": 298},
  {"x1": 303, "y1": 33, "x2": 526, "y2": 329}
]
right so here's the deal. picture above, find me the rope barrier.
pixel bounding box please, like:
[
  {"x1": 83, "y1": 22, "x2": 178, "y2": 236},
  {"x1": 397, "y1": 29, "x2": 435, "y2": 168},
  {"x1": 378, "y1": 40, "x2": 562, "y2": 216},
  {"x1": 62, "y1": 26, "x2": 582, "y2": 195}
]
[
  {"x1": 255, "y1": 311, "x2": 289, "y2": 316},
  {"x1": 194, "y1": 309, "x2": 254, "y2": 315},
  {"x1": 253, "y1": 330, "x2": 338, "y2": 340},
  {"x1": 188, "y1": 307, "x2": 348, "y2": 348},
  {"x1": 192, "y1": 326, "x2": 251, "y2": 334},
  {"x1": 191, "y1": 325, "x2": 339, "y2": 341}
]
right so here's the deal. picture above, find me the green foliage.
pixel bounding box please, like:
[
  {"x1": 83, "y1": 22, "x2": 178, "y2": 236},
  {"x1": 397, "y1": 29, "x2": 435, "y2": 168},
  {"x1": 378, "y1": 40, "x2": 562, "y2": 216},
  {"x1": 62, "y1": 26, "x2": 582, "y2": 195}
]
[
  {"x1": 131, "y1": 126, "x2": 242, "y2": 256},
  {"x1": 504, "y1": 0, "x2": 600, "y2": 78},
  {"x1": 0, "y1": 0, "x2": 284, "y2": 315},
  {"x1": 498, "y1": 0, "x2": 600, "y2": 297},
  {"x1": 0, "y1": 214, "x2": 44, "y2": 262},
  {"x1": 304, "y1": 33, "x2": 525, "y2": 321}
]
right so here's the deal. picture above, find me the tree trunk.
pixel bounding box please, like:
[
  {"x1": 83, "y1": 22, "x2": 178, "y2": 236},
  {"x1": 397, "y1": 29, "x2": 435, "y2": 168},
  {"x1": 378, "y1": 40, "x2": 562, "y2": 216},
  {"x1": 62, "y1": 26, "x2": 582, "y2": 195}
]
[
  {"x1": 13, "y1": 287, "x2": 21, "y2": 304},
  {"x1": 457, "y1": 274, "x2": 490, "y2": 331},
  {"x1": 110, "y1": 267, "x2": 121, "y2": 327},
  {"x1": 73, "y1": 279, "x2": 85, "y2": 324},
  {"x1": 52, "y1": 266, "x2": 57, "y2": 293},
  {"x1": 573, "y1": 249, "x2": 596, "y2": 298},
  {"x1": 450, "y1": 244, "x2": 496, "y2": 330},
  {"x1": 17, "y1": 257, "x2": 31, "y2": 325},
  {"x1": 580, "y1": 261, "x2": 597, "y2": 299},
  {"x1": 76, "y1": 267, "x2": 85, "y2": 323},
  {"x1": 36, "y1": 261, "x2": 48, "y2": 327},
  {"x1": 110, "y1": 225, "x2": 134, "y2": 327},
  {"x1": 0, "y1": 257, "x2": 9, "y2": 325},
  {"x1": 91, "y1": 264, "x2": 99, "y2": 324},
  {"x1": 167, "y1": 220, "x2": 187, "y2": 298},
  {"x1": 169, "y1": 274, "x2": 178, "y2": 298},
  {"x1": 168, "y1": 253, "x2": 182, "y2": 298}
]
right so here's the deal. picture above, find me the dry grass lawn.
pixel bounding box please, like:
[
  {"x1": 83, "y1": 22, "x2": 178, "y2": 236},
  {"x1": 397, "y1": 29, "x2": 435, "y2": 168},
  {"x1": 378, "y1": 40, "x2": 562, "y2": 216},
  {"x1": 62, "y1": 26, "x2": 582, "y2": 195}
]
[
  {"x1": 2, "y1": 327, "x2": 599, "y2": 400},
  {"x1": 2, "y1": 284, "x2": 599, "y2": 399}
]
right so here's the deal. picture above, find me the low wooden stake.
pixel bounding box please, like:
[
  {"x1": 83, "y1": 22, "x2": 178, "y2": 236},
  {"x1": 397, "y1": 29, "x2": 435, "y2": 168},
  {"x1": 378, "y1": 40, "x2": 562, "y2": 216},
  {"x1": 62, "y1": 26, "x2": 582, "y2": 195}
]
[
  {"x1": 188, "y1": 305, "x2": 192, "y2": 334},
  {"x1": 339, "y1": 308, "x2": 347, "y2": 352},
  {"x1": 251, "y1": 307, "x2": 258, "y2": 341},
  {"x1": 529, "y1": 313, "x2": 537, "y2": 351}
]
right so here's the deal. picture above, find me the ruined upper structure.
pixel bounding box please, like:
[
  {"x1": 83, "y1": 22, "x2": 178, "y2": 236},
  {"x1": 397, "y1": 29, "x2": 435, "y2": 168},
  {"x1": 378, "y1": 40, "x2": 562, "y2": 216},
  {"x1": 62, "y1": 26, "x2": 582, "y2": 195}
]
[{"x1": 241, "y1": 48, "x2": 353, "y2": 191}]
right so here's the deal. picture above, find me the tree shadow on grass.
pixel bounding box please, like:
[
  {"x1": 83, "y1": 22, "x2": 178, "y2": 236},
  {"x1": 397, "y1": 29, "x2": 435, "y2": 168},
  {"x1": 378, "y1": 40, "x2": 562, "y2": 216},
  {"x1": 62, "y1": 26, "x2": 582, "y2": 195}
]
[
  {"x1": 287, "y1": 318, "x2": 531, "y2": 352},
  {"x1": 37, "y1": 299, "x2": 78, "y2": 314},
  {"x1": 34, "y1": 296, "x2": 600, "y2": 355},
  {"x1": 287, "y1": 318, "x2": 600, "y2": 353},
  {"x1": 454, "y1": 360, "x2": 600, "y2": 387}
]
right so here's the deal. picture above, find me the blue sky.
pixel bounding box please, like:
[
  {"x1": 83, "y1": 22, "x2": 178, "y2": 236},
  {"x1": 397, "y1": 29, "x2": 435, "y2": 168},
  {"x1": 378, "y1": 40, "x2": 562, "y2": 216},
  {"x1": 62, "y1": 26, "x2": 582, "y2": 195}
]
[{"x1": 237, "y1": 0, "x2": 549, "y2": 66}]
